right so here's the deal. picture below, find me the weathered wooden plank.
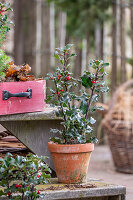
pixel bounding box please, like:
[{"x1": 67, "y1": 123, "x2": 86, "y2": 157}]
[
  {"x1": 0, "y1": 107, "x2": 59, "y2": 121},
  {"x1": 0, "y1": 119, "x2": 62, "y2": 169}
]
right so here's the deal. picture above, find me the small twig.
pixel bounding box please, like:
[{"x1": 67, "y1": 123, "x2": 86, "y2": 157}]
[
  {"x1": 54, "y1": 80, "x2": 67, "y2": 122},
  {"x1": 63, "y1": 51, "x2": 71, "y2": 110},
  {"x1": 83, "y1": 67, "x2": 99, "y2": 132},
  {"x1": 85, "y1": 67, "x2": 99, "y2": 119}
]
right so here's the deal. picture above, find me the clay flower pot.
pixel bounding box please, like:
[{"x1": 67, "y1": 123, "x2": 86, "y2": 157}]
[{"x1": 48, "y1": 142, "x2": 94, "y2": 184}]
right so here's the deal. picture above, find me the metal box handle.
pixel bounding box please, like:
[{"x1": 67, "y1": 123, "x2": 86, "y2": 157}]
[{"x1": 3, "y1": 89, "x2": 32, "y2": 100}]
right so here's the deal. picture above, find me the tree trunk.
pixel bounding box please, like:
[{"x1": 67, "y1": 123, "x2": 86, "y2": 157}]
[
  {"x1": 95, "y1": 21, "x2": 104, "y2": 60},
  {"x1": 14, "y1": 0, "x2": 51, "y2": 77},
  {"x1": 35, "y1": 0, "x2": 42, "y2": 76},
  {"x1": 41, "y1": 0, "x2": 51, "y2": 77},
  {"x1": 95, "y1": 22, "x2": 101, "y2": 59},
  {"x1": 14, "y1": 0, "x2": 37, "y2": 75},
  {"x1": 82, "y1": 39, "x2": 87, "y2": 74},
  {"x1": 120, "y1": 0, "x2": 126, "y2": 83},
  {"x1": 111, "y1": 1, "x2": 118, "y2": 93},
  {"x1": 14, "y1": 0, "x2": 24, "y2": 65},
  {"x1": 74, "y1": 39, "x2": 82, "y2": 93},
  {"x1": 100, "y1": 21, "x2": 104, "y2": 60},
  {"x1": 50, "y1": 2, "x2": 55, "y2": 69},
  {"x1": 130, "y1": 0, "x2": 133, "y2": 78},
  {"x1": 57, "y1": 11, "x2": 66, "y2": 47},
  {"x1": 86, "y1": 32, "x2": 90, "y2": 69}
]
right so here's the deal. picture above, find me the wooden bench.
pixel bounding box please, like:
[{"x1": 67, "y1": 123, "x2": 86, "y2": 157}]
[
  {"x1": 0, "y1": 178, "x2": 126, "y2": 200},
  {"x1": 0, "y1": 107, "x2": 61, "y2": 169},
  {"x1": 38, "y1": 178, "x2": 126, "y2": 200}
]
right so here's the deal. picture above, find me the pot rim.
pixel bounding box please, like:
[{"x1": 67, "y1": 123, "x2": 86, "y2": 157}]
[{"x1": 48, "y1": 142, "x2": 94, "y2": 153}]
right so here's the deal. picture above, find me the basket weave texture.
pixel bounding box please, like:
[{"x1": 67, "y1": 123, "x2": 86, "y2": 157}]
[{"x1": 103, "y1": 80, "x2": 133, "y2": 173}]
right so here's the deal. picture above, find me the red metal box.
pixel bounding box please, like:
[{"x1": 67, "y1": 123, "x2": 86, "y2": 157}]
[{"x1": 0, "y1": 80, "x2": 46, "y2": 115}]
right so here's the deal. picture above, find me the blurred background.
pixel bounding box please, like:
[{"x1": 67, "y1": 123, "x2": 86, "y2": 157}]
[
  {"x1": 3, "y1": 0, "x2": 133, "y2": 140},
  {"x1": 1, "y1": 0, "x2": 133, "y2": 199},
  {"x1": 4, "y1": 0, "x2": 133, "y2": 92}
]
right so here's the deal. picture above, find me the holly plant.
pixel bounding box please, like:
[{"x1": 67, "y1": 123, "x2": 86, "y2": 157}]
[
  {"x1": 0, "y1": 2, "x2": 13, "y2": 80},
  {"x1": 0, "y1": 153, "x2": 51, "y2": 200},
  {"x1": 0, "y1": 2, "x2": 13, "y2": 46},
  {"x1": 0, "y1": 49, "x2": 10, "y2": 79},
  {"x1": 46, "y1": 44, "x2": 109, "y2": 144}
]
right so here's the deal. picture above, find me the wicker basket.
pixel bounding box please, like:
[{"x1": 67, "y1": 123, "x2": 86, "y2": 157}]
[{"x1": 103, "y1": 80, "x2": 133, "y2": 173}]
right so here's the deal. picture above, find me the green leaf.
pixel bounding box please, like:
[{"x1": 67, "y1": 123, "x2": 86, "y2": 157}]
[
  {"x1": 91, "y1": 94, "x2": 99, "y2": 102},
  {"x1": 90, "y1": 105, "x2": 104, "y2": 112},
  {"x1": 81, "y1": 75, "x2": 92, "y2": 88},
  {"x1": 89, "y1": 117, "x2": 96, "y2": 124},
  {"x1": 71, "y1": 53, "x2": 77, "y2": 57},
  {"x1": 80, "y1": 100, "x2": 88, "y2": 115},
  {"x1": 50, "y1": 137, "x2": 62, "y2": 144},
  {"x1": 0, "y1": 190, "x2": 5, "y2": 196},
  {"x1": 101, "y1": 63, "x2": 109, "y2": 67},
  {"x1": 100, "y1": 86, "x2": 109, "y2": 93},
  {"x1": 65, "y1": 44, "x2": 73, "y2": 50},
  {"x1": 99, "y1": 68, "x2": 104, "y2": 72},
  {"x1": 0, "y1": 167, "x2": 5, "y2": 173},
  {"x1": 97, "y1": 106, "x2": 104, "y2": 111},
  {"x1": 54, "y1": 51, "x2": 60, "y2": 60},
  {"x1": 90, "y1": 137, "x2": 98, "y2": 143},
  {"x1": 16, "y1": 155, "x2": 22, "y2": 164},
  {"x1": 60, "y1": 59, "x2": 64, "y2": 65}
]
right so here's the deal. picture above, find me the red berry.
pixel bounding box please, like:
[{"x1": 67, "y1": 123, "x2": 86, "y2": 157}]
[
  {"x1": 2, "y1": 10, "x2": 5, "y2": 12},
  {"x1": 58, "y1": 74, "x2": 61, "y2": 78},
  {"x1": 66, "y1": 52, "x2": 69, "y2": 55},
  {"x1": 96, "y1": 81, "x2": 99, "y2": 83},
  {"x1": 8, "y1": 192, "x2": 11, "y2": 196},
  {"x1": 58, "y1": 92, "x2": 60, "y2": 95},
  {"x1": 67, "y1": 73, "x2": 70, "y2": 76},
  {"x1": 37, "y1": 190, "x2": 40, "y2": 194},
  {"x1": 37, "y1": 175, "x2": 40, "y2": 178},
  {"x1": 92, "y1": 80, "x2": 95, "y2": 84},
  {"x1": 50, "y1": 77, "x2": 54, "y2": 80},
  {"x1": 16, "y1": 184, "x2": 22, "y2": 188},
  {"x1": 60, "y1": 89, "x2": 63, "y2": 92},
  {"x1": 0, "y1": 11, "x2": 3, "y2": 16},
  {"x1": 66, "y1": 76, "x2": 71, "y2": 81}
]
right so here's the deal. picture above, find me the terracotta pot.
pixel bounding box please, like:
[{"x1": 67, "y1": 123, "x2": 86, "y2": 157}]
[{"x1": 48, "y1": 142, "x2": 94, "y2": 183}]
